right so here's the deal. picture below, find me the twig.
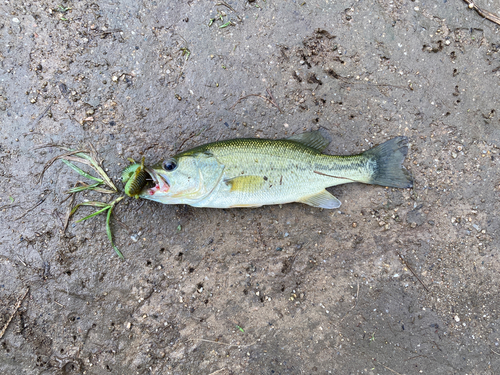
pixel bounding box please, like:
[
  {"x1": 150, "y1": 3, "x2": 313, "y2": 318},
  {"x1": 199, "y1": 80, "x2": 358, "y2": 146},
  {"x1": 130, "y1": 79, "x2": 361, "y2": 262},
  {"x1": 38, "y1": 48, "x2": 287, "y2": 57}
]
[
  {"x1": 0, "y1": 287, "x2": 30, "y2": 340},
  {"x1": 463, "y1": 0, "x2": 500, "y2": 26},
  {"x1": 217, "y1": 1, "x2": 237, "y2": 14},
  {"x1": 208, "y1": 369, "x2": 228, "y2": 375},
  {"x1": 16, "y1": 255, "x2": 27, "y2": 267},
  {"x1": 175, "y1": 126, "x2": 209, "y2": 153},
  {"x1": 37, "y1": 149, "x2": 88, "y2": 184},
  {"x1": 189, "y1": 338, "x2": 258, "y2": 348},
  {"x1": 231, "y1": 92, "x2": 282, "y2": 113},
  {"x1": 397, "y1": 252, "x2": 430, "y2": 292},
  {"x1": 99, "y1": 28, "x2": 123, "y2": 35},
  {"x1": 27, "y1": 100, "x2": 53, "y2": 129},
  {"x1": 189, "y1": 338, "x2": 236, "y2": 346},
  {"x1": 377, "y1": 362, "x2": 402, "y2": 375},
  {"x1": 63, "y1": 193, "x2": 76, "y2": 232},
  {"x1": 339, "y1": 282, "x2": 360, "y2": 323},
  {"x1": 49, "y1": 209, "x2": 65, "y2": 230},
  {"x1": 217, "y1": 1, "x2": 242, "y2": 22},
  {"x1": 15, "y1": 197, "x2": 47, "y2": 220},
  {"x1": 112, "y1": 210, "x2": 132, "y2": 232},
  {"x1": 492, "y1": 348, "x2": 500, "y2": 356},
  {"x1": 265, "y1": 88, "x2": 283, "y2": 113}
]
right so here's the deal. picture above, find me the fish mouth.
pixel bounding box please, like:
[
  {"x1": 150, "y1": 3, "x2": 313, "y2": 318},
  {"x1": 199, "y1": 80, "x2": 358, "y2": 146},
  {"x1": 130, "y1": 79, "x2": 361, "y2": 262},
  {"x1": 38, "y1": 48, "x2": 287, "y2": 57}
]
[{"x1": 142, "y1": 167, "x2": 170, "y2": 197}]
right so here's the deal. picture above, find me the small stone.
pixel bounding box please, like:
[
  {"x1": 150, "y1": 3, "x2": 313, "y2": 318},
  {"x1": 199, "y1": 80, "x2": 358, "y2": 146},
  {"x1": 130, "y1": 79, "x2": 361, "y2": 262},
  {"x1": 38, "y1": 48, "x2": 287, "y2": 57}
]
[
  {"x1": 112, "y1": 75, "x2": 118, "y2": 82},
  {"x1": 451, "y1": 152, "x2": 457, "y2": 158},
  {"x1": 445, "y1": 40, "x2": 451, "y2": 46},
  {"x1": 86, "y1": 108, "x2": 95, "y2": 116},
  {"x1": 410, "y1": 222, "x2": 417, "y2": 228},
  {"x1": 12, "y1": 17, "x2": 20, "y2": 23},
  {"x1": 454, "y1": 315, "x2": 460, "y2": 322},
  {"x1": 30, "y1": 97, "x2": 37, "y2": 103},
  {"x1": 378, "y1": 221, "x2": 386, "y2": 226},
  {"x1": 352, "y1": 222, "x2": 357, "y2": 228}
]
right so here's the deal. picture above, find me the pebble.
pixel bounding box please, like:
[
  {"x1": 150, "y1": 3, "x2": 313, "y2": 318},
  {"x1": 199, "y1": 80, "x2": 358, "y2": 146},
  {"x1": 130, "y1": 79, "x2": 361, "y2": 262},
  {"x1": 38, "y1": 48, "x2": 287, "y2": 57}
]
[
  {"x1": 112, "y1": 75, "x2": 118, "y2": 82},
  {"x1": 12, "y1": 18, "x2": 20, "y2": 23},
  {"x1": 352, "y1": 222, "x2": 357, "y2": 228},
  {"x1": 452, "y1": 152, "x2": 457, "y2": 158}
]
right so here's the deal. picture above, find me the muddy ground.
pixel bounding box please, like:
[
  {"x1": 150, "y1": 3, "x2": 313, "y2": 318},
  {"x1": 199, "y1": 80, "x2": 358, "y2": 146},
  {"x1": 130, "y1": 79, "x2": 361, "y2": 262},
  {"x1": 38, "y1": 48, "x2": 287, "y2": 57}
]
[{"x1": 1, "y1": 1, "x2": 500, "y2": 374}]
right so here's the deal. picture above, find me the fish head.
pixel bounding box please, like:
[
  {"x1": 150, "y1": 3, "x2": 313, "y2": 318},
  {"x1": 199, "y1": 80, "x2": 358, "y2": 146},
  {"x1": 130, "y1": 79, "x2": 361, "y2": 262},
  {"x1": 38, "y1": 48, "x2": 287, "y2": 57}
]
[{"x1": 140, "y1": 150, "x2": 224, "y2": 205}]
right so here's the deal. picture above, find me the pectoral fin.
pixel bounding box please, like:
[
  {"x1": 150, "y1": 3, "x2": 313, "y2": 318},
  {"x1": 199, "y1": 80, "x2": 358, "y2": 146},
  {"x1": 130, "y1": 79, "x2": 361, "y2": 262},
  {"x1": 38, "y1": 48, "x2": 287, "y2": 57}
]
[
  {"x1": 298, "y1": 190, "x2": 341, "y2": 209},
  {"x1": 225, "y1": 175, "x2": 265, "y2": 193}
]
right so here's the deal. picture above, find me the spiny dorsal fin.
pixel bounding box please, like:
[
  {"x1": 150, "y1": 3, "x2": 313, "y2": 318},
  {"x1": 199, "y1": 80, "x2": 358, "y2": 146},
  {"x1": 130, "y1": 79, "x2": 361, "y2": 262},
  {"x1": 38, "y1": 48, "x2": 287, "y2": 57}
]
[
  {"x1": 225, "y1": 175, "x2": 265, "y2": 193},
  {"x1": 285, "y1": 131, "x2": 330, "y2": 152},
  {"x1": 298, "y1": 190, "x2": 341, "y2": 209}
]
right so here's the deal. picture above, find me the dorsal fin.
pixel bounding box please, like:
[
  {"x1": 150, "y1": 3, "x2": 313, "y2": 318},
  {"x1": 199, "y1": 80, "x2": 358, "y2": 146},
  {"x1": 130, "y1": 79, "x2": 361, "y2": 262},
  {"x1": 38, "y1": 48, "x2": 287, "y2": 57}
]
[{"x1": 285, "y1": 131, "x2": 330, "y2": 152}]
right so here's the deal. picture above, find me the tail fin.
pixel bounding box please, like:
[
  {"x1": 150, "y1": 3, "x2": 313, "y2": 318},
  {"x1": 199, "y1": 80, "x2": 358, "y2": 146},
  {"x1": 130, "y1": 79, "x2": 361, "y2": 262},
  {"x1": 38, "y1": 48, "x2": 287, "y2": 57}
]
[{"x1": 363, "y1": 137, "x2": 413, "y2": 188}]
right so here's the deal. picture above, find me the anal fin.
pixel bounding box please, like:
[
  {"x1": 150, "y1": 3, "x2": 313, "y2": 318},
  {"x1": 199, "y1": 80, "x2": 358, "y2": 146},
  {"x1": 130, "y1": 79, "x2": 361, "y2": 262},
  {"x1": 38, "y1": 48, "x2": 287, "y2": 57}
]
[{"x1": 298, "y1": 190, "x2": 341, "y2": 209}]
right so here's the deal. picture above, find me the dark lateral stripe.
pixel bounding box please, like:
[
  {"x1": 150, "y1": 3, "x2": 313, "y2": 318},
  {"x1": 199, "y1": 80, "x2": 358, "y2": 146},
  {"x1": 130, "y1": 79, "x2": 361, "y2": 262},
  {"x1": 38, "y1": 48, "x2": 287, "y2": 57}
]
[{"x1": 313, "y1": 170, "x2": 357, "y2": 182}]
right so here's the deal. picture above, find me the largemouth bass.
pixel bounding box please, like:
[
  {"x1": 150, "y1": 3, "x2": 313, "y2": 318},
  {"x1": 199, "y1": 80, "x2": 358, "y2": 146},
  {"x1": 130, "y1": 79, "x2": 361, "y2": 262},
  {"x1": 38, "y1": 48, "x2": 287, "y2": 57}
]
[{"x1": 122, "y1": 131, "x2": 412, "y2": 209}]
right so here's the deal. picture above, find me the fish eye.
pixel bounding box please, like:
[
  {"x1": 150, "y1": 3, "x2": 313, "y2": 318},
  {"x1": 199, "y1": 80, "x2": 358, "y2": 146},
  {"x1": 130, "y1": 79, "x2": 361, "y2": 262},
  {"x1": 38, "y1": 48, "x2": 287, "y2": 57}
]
[{"x1": 163, "y1": 159, "x2": 177, "y2": 172}]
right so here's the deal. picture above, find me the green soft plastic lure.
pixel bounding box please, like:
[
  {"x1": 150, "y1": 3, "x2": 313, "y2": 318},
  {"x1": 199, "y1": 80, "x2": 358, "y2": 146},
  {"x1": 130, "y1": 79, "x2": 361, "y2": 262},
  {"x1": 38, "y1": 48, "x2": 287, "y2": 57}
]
[{"x1": 122, "y1": 157, "x2": 149, "y2": 198}]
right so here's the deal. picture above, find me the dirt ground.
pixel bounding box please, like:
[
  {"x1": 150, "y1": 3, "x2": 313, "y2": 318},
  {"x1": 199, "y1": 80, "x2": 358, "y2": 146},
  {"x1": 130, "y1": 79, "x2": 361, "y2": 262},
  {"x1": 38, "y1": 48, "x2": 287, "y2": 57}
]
[{"x1": 1, "y1": 1, "x2": 500, "y2": 374}]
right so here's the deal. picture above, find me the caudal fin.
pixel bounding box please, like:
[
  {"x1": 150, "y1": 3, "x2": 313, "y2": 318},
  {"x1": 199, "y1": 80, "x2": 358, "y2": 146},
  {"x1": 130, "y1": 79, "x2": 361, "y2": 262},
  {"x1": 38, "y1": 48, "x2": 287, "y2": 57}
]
[{"x1": 363, "y1": 137, "x2": 413, "y2": 188}]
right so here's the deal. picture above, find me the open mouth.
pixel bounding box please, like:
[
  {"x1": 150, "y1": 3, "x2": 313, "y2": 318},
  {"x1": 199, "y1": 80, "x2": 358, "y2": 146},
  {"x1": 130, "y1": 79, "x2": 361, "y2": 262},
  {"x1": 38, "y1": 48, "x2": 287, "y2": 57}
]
[{"x1": 143, "y1": 167, "x2": 170, "y2": 196}]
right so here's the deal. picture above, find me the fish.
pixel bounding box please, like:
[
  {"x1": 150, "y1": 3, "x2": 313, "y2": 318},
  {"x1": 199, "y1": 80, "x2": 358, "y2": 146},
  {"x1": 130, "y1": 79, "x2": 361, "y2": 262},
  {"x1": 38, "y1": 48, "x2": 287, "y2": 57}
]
[{"x1": 122, "y1": 131, "x2": 413, "y2": 209}]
